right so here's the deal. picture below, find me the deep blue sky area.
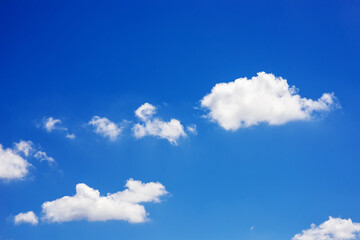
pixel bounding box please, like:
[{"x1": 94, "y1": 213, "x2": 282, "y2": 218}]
[{"x1": 1, "y1": 1, "x2": 360, "y2": 239}]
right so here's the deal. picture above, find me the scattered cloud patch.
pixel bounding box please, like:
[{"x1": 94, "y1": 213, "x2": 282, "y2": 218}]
[
  {"x1": 66, "y1": 133, "x2": 76, "y2": 139},
  {"x1": 201, "y1": 72, "x2": 339, "y2": 130},
  {"x1": 133, "y1": 103, "x2": 187, "y2": 145},
  {"x1": 41, "y1": 179, "x2": 168, "y2": 223},
  {"x1": 14, "y1": 211, "x2": 38, "y2": 225},
  {"x1": 0, "y1": 144, "x2": 31, "y2": 181},
  {"x1": 89, "y1": 116, "x2": 122, "y2": 141},
  {"x1": 14, "y1": 140, "x2": 33, "y2": 157},
  {"x1": 292, "y1": 217, "x2": 360, "y2": 240},
  {"x1": 34, "y1": 151, "x2": 55, "y2": 164},
  {"x1": 44, "y1": 117, "x2": 62, "y2": 132},
  {"x1": 43, "y1": 117, "x2": 75, "y2": 139},
  {"x1": 186, "y1": 124, "x2": 197, "y2": 134}
]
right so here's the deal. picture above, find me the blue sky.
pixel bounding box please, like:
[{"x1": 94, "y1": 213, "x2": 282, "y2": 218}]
[{"x1": 1, "y1": 0, "x2": 360, "y2": 239}]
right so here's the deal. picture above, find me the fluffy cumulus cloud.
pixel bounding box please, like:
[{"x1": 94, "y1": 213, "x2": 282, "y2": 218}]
[
  {"x1": 133, "y1": 103, "x2": 187, "y2": 145},
  {"x1": 89, "y1": 116, "x2": 122, "y2": 140},
  {"x1": 14, "y1": 211, "x2": 38, "y2": 225},
  {"x1": 0, "y1": 144, "x2": 31, "y2": 180},
  {"x1": 41, "y1": 179, "x2": 168, "y2": 223},
  {"x1": 292, "y1": 217, "x2": 360, "y2": 240},
  {"x1": 135, "y1": 102, "x2": 156, "y2": 121},
  {"x1": 43, "y1": 117, "x2": 76, "y2": 139},
  {"x1": 201, "y1": 72, "x2": 338, "y2": 130},
  {"x1": 0, "y1": 140, "x2": 55, "y2": 181}
]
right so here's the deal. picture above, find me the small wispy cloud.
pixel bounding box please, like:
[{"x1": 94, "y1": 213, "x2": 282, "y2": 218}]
[
  {"x1": 34, "y1": 151, "x2": 55, "y2": 164},
  {"x1": 186, "y1": 124, "x2": 197, "y2": 135},
  {"x1": 66, "y1": 133, "x2": 76, "y2": 139},
  {"x1": 43, "y1": 117, "x2": 76, "y2": 139}
]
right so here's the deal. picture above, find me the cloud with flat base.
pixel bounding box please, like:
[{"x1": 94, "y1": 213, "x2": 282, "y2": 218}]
[
  {"x1": 201, "y1": 72, "x2": 339, "y2": 130},
  {"x1": 36, "y1": 179, "x2": 168, "y2": 224},
  {"x1": 14, "y1": 211, "x2": 38, "y2": 225},
  {"x1": 292, "y1": 217, "x2": 360, "y2": 240}
]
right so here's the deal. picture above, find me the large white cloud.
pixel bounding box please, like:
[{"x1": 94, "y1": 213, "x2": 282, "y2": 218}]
[
  {"x1": 133, "y1": 103, "x2": 186, "y2": 145},
  {"x1": 292, "y1": 217, "x2": 360, "y2": 240},
  {"x1": 14, "y1": 211, "x2": 38, "y2": 225},
  {"x1": 41, "y1": 179, "x2": 168, "y2": 223},
  {"x1": 0, "y1": 144, "x2": 31, "y2": 180},
  {"x1": 201, "y1": 72, "x2": 338, "y2": 130},
  {"x1": 89, "y1": 116, "x2": 122, "y2": 141}
]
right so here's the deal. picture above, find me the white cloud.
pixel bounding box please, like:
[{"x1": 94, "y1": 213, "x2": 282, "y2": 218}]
[
  {"x1": 89, "y1": 116, "x2": 122, "y2": 140},
  {"x1": 41, "y1": 179, "x2": 168, "y2": 223},
  {"x1": 14, "y1": 211, "x2": 38, "y2": 225},
  {"x1": 43, "y1": 117, "x2": 75, "y2": 139},
  {"x1": 34, "y1": 151, "x2": 55, "y2": 163},
  {"x1": 0, "y1": 140, "x2": 55, "y2": 180},
  {"x1": 292, "y1": 217, "x2": 360, "y2": 240},
  {"x1": 186, "y1": 124, "x2": 197, "y2": 134},
  {"x1": 133, "y1": 103, "x2": 187, "y2": 145},
  {"x1": 135, "y1": 102, "x2": 156, "y2": 121},
  {"x1": 0, "y1": 144, "x2": 31, "y2": 180},
  {"x1": 14, "y1": 140, "x2": 33, "y2": 157},
  {"x1": 201, "y1": 72, "x2": 338, "y2": 130},
  {"x1": 66, "y1": 133, "x2": 76, "y2": 139},
  {"x1": 44, "y1": 117, "x2": 62, "y2": 132}
]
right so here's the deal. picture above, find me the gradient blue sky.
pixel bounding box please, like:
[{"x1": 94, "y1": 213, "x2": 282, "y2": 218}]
[{"x1": 1, "y1": 0, "x2": 360, "y2": 239}]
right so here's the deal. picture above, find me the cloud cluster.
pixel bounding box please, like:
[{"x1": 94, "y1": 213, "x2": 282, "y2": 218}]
[
  {"x1": 201, "y1": 72, "x2": 338, "y2": 130},
  {"x1": 7, "y1": 71, "x2": 341, "y2": 231},
  {"x1": 44, "y1": 117, "x2": 76, "y2": 139},
  {"x1": 0, "y1": 140, "x2": 54, "y2": 181},
  {"x1": 292, "y1": 217, "x2": 360, "y2": 240},
  {"x1": 14, "y1": 211, "x2": 38, "y2": 225},
  {"x1": 41, "y1": 179, "x2": 167, "y2": 223},
  {"x1": 89, "y1": 116, "x2": 122, "y2": 141},
  {"x1": 133, "y1": 103, "x2": 187, "y2": 145}
]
